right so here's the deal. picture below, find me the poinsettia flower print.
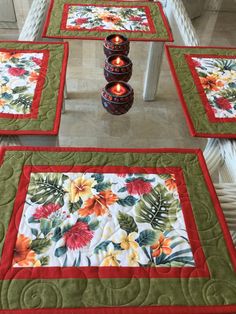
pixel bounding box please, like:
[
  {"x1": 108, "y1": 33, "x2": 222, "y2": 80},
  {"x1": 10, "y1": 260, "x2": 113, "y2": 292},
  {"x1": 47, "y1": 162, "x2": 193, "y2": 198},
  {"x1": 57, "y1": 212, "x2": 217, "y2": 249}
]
[
  {"x1": 8, "y1": 67, "x2": 27, "y2": 77},
  {"x1": 125, "y1": 178, "x2": 152, "y2": 195},
  {"x1": 63, "y1": 221, "x2": 93, "y2": 250},
  {"x1": 33, "y1": 203, "x2": 61, "y2": 219},
  {"x1": 215, "y1": 97, "x2": 232, "y2": 110}
]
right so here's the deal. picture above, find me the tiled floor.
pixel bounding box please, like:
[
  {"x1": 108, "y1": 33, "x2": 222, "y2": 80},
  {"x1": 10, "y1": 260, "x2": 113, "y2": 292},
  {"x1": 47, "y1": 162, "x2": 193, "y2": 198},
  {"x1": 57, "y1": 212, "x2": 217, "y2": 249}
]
[{"x1": 0, "y1": 0, "x2": 236, "y2": 148}]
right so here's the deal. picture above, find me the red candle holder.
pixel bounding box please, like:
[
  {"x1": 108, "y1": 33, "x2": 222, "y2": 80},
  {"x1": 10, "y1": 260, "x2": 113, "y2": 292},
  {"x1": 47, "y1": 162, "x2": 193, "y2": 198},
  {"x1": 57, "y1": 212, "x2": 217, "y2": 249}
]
[
  {"x1": 104, "y1": 34, "x2": 130, "y2": 57},
  {"x1": 104, "y1": 55, "x2": 132, "y2": 82},
  {"x1": 101, "y1": 81, "x2": 134, "y2": 115}
]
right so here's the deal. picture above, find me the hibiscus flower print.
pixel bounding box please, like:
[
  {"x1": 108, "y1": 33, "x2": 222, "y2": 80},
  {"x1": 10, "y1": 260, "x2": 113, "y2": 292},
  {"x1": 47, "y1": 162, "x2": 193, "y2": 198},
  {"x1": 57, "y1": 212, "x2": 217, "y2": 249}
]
[
  {"x1": 66, "y1": 5, "x2": 150, "y2": 32},
  {"x1": 165, "y1": 175, "x2": 177, "y2": 191},
  {"x1": 13, "y1": 234, "x2": 39, "y2": 267},
  {"x1": 14, "y1": 170, "x2": 194, "y2": 268},
  {"x1": 79, "y1": 190, "x2": 118, "y2": 216},
  {"x1": 69, "y1": 176, "x2": 95, "y2": 202},
  {"x1": 190, "y1": 56, "x2": 236, "y2": 119},
  {"x1": 151, "y1": 233, "x2": 172, "y2": 258},
  {"x1": 0, "y1": 51, "x2": 44, "y2": 115}
]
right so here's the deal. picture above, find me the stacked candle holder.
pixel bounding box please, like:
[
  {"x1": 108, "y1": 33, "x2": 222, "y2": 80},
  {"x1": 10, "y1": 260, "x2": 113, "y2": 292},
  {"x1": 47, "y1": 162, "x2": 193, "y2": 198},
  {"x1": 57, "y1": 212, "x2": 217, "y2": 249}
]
[{"x1": 102, "y1": 34, "x2": 134, "y2": 115}]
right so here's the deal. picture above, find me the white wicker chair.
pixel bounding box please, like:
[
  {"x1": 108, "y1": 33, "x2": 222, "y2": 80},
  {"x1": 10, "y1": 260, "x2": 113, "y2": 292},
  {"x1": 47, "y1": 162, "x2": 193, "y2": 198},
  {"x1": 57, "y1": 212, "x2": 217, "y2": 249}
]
[{"x1": 18, "y1": 0, "x2": 49, "y2": 41}]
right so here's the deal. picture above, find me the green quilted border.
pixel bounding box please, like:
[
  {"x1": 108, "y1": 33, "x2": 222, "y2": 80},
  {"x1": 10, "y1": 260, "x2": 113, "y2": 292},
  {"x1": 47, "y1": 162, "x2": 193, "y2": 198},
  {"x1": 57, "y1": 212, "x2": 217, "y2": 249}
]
[
  {"x1": 43, "y1": 0, "x2": 172, "y2": 41},
  {"x1": 0, "y1": 42, "x2": 66, "y2": 133},
  {"x1": 167, "y1": 46, "x2": 236, "y2": 136},
  {"x1": 0, "y1": 148, "x2": 235, "y2": 309}
]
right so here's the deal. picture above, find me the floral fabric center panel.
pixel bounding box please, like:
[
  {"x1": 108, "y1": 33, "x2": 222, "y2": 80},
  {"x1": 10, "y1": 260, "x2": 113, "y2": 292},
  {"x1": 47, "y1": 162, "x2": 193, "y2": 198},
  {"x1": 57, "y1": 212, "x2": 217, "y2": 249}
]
[
  {"x1": 13, "y1": 171, "x2": 195, "y2": 268},
  {"x1": 0, "y1": 51, "x2": 44, "y2": 115},
  {"x1": 65, "y1": 5, "x2": 150, "y2": 32},
  {"x1": 190, "y1": 57, "x2": 236, "y2": 119}
]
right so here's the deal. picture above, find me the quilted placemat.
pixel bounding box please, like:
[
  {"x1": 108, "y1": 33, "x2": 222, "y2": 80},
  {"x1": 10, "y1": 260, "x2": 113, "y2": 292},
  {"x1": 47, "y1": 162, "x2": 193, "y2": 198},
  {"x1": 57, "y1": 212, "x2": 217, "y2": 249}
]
[
  {"x1": 165, "y1": 45, "x2": 236, "y2": 138},
  {"x1": 42, "y1": 0, "x2": 173, "y2": 42},
  {"x1": 0, "y1": 146, "x2": 235, "y2": 313},
  {"x1": 0, "y1": 41, "x2": 68, "y2": 135}
]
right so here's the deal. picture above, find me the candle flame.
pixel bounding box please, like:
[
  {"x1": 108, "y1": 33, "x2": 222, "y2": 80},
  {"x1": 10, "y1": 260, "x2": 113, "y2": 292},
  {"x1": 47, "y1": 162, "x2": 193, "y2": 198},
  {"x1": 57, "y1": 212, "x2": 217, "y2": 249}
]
[
  {"x1": 116, "y1": 57, "x2": 121, "y2": 65},
  {"x1": 115, "y1": 36, "x2": 120, "y2": 43},
  {"x1": 116, "y1": 83, "x2": 121, "y2": 93}
]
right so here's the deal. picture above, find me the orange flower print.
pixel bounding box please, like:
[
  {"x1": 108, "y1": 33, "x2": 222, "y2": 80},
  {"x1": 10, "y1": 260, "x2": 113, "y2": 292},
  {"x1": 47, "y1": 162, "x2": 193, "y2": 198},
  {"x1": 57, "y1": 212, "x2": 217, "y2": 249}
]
[
  {"x1": 79, "y1": 190, "x2": 118, "y2": 217},
  {"x1": 99, "y1": 12, "x2": 121, "y2": 24},
  {"x1": 165, "y1": 175, "x2": 177, "y2": 191},
  {"x1": 151, "y1": 233, "x2": 172, "y2": 258},
  {"x1": 13, "y1": 234, "x2": 37, "y2": 267},
  {"x1": 0, "y1": 52, "x2": 23, "y2": 62},
  {"x1": 200, "y1": 75, "x2": 224, "y2": 91},
  {"x1": 0, "y1": 99, "x2": 6, "y2": 108},
  {"x1": 28, "y1": 71, "x2": 39, "y2": 82}
]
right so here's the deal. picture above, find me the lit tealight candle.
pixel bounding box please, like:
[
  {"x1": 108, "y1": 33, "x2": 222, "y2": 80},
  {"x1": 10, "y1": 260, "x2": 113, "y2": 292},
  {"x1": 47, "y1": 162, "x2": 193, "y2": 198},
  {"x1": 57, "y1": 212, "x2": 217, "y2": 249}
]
[
  {"x1": 109, "y1": 83, "x2": 127, "y2": 96},
  {"x1": 111, "y1": 56, "x2": 126, "y2": 67},
  {"x1": 111, "y1": 35, "x2": 124, "y2": 44}
]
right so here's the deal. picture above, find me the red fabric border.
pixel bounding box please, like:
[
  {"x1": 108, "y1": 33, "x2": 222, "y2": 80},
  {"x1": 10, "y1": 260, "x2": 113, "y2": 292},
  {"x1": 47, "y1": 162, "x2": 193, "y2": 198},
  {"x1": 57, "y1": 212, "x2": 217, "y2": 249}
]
[
  {"x1": 2, "y1": 304, "x2": 236, "y2": 314},
  {"x1": 185, "y1": 54, "x2": 236, "y2": 123},
  {"x1": 42, "y1": 0, "x2": 174, "y2": 42},
  {"x1": 0, "y1": 163, "x2": 209, "y2": 279},
  {"x1": 165, "y1": 45, "x2": 236, "y2": 138},
  {"x1": 61, "y1": 4, "x2": 156, "y2": 34},
  {"x1": 0, "y1": 48, "x2": 49, "y2": 120},
  {"x1": 0, "y1": 41, "x2": 69, "y2": 135}
]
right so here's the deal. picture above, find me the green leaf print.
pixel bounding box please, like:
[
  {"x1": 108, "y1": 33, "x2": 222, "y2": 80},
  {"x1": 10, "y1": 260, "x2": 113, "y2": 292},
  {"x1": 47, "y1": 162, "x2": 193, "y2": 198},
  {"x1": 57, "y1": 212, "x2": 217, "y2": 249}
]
[
  {"x1": 118, "y1": 187, "x2": 127, "y2": 193},
  {"x1": 117, "y1": 196, "x2": 138, "y2": 207},
  {"x1": 40, "y1": 218, "x2": 52, "y2": 236},
  {"x1": 52, "y1": 226, "x2": 62, "y2": 242},
  {"x1": 219, "y1": 88, "x2": 236, "y2": 102},
  {"x1": 73, "y1": 252, "x2": 81, "y2": 266},
  {"x1": 30, "y1": 228, "x2": 39, "y2": 237},
  {"x1": 93, "y1": 182, "x2": 112, "y2": 192},
  {"x1": 157, "y1": 174, "x2": 172, "y2": 181},
  {"x1": 28, "y1": 173, "x2": 68, "y2": 206},
  {"x1": 39, "y1": 256, "x2": 50, "y2": 266},
  {"x1": 91, "y1": 173, "x2": 104, "y2": 183},
  {"x1": 69, "y1": 198, "x2": 83, "y2": 213},
  {"x1": 9, "y1": 94, "x2": 33, "y2": 114},
  {"x1": 88, "y1": 220, "x2": 99, "y2": 231},
  {"x1": 136, "y1": 230, "x2": 156, "y2": 247},
  {"x1": 135, "y1": 184, "x2": 180, "y2": 231},
  {"x1": 30, "y1": 238, "x2": 51, "y2": 254},
  {"x1": 12, "y1": 86, "x2": 28, "y2": 94},
  {"x1": 117, "y1": 211, "x2": 138, "y2": 234},
  {"x1": 55, "y1": 246, "x2": 67, "y2": 258}
]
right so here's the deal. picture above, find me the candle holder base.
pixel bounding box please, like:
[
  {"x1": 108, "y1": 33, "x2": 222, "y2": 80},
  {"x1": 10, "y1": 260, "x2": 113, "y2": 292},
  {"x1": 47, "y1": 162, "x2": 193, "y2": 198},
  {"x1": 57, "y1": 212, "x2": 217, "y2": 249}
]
[
  {"x1": 101, "y1": 81, "x2": 134, "y2": 115},
  {"x1": 101, "y1": 97, "x2": 134, "y2": 115}
]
